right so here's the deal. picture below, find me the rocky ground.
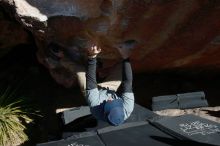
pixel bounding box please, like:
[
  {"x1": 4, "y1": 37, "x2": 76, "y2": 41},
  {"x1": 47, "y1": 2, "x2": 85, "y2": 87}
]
[{"x1": 0, "y1": 44, "x2": 220, "y2": 145}]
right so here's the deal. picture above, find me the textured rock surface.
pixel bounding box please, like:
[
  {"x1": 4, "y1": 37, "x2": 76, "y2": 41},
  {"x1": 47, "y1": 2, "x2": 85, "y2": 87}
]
[{"x1": 1, "y1": 0, "x2": 220, "y2": 87}]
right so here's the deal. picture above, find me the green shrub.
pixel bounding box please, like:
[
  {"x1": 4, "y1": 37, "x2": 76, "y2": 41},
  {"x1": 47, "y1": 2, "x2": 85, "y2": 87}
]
[{"x1": 0, "y1": 86, "x2": 33, "y2": 146}]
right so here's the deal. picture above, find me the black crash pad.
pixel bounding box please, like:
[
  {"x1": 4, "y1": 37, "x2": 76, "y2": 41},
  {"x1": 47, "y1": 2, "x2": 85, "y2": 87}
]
[
  {"x1": 61, "y1": 103, "x2": 159, "y2": 133},
  {"x1": 37, "y1": 120, "x2": 214, "y2": 146},
  {"x1": 38, "y1": 121, "x2": 179, "y2": 146},
  {"x1": 37, "y1": 104, "x2": 218, "y2": 146},
  {"x1": 61, "y1": 106, "x2": 91, "y2": 125},
  {"x1": 98, "y1": 121, "x2": 176, "y2": 146},
  {"x1": 37, "y1": 131, "x2": 105, "y2": 146},
  {"x1": 37, "y1": 104, "x2": 165, "y2": 146},
  {"x1": 152, "y1": 91, "x2": 208, "y2": 111},
  {"x1": 150, "y1": 114, "x2": 220, "y2": 146}
]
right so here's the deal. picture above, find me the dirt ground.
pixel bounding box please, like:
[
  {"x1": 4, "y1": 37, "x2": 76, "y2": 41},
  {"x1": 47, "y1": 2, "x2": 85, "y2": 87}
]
[{"x1": 1, "y1": 45, "x2": 220, "y2": 145}]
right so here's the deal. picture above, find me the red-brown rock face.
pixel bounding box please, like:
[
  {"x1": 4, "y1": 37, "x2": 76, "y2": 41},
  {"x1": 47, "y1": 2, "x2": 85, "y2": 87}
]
[{"x1": 1, "y1": 0, "x2": 220, "y2": 87}]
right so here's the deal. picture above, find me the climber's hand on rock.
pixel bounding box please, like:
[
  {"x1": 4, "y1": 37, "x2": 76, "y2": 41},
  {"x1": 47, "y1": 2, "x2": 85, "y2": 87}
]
[
  {"x1": 87, "y1": 45, "x2": 101, "y2": 58},
  {"x1": 116, "y1": 44, "x2": 131, "y2": 59},
  {"x1": 115, "y1": 40, "x2": 137, "y2": 59}
]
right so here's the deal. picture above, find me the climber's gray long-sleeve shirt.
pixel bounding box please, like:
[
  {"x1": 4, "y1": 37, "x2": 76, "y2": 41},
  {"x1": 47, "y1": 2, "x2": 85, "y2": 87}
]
[{"x1": 85, "y1": 58, "x2": 134, "y2": 121}]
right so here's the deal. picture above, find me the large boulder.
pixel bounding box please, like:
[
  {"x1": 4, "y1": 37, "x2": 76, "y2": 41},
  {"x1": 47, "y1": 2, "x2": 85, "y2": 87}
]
[{"x1": 1, "y1": 0, "x2": 220, "y2": 87}]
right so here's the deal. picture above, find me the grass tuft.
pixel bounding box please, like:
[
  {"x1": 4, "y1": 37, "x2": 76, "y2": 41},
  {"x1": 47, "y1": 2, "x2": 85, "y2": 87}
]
[{"x1": 0, "y1": 86, "x2": 33, "y2": 146}]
